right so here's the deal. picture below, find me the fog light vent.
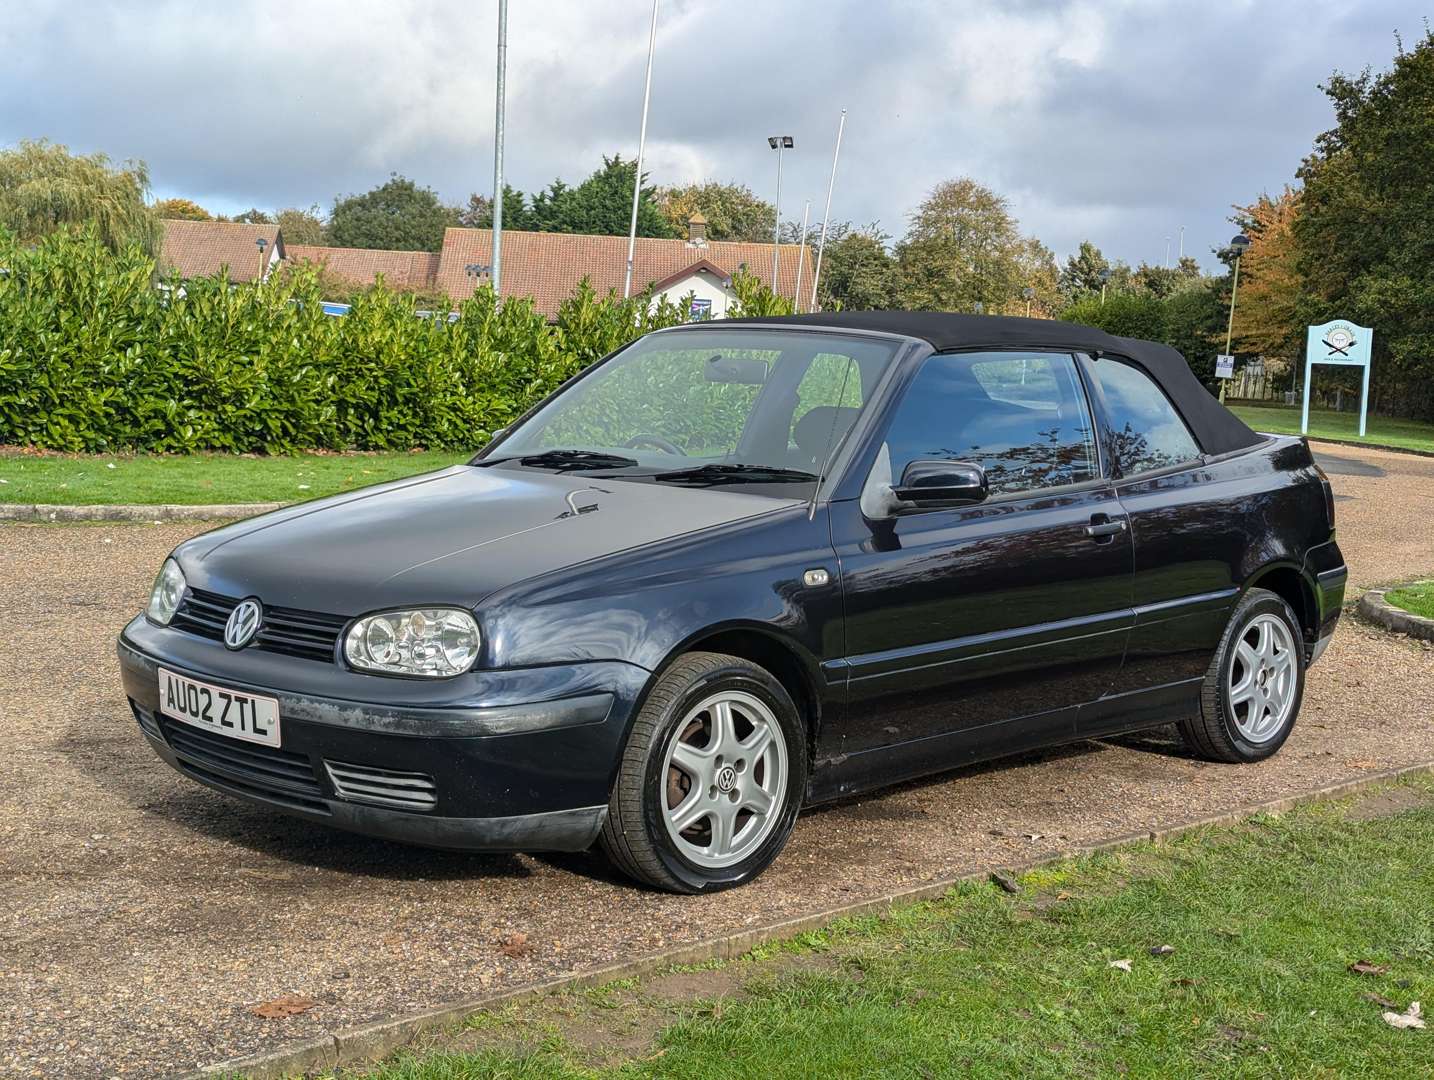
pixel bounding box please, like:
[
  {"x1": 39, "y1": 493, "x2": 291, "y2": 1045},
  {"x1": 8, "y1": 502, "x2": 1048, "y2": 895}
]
[{"x1": 324, "y1": 760, "x2": 437, "y2": 812}]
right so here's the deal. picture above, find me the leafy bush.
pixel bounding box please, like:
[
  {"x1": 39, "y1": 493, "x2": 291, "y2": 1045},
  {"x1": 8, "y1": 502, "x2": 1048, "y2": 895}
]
[{"x1": 0, "y1": 229, "x2": 690, "y2": 453}]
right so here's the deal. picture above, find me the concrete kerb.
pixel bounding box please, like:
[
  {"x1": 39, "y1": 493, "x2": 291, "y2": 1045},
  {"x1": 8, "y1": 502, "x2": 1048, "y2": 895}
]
[
  {"x1": 1357, "y1": 586, "x2": 1434, "y2": 642},
  {"x1": 0, "y1": 502, "x2": 283, "y2": 523},
  {"x1": 186, "y1": 758, "x2": 1434, "y2": 1080}
]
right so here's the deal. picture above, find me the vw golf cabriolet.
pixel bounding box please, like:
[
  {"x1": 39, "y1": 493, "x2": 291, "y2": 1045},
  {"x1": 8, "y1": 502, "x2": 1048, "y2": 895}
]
[{"x1": 119, "y1": 311, "x2": 1347, "y2": 892}]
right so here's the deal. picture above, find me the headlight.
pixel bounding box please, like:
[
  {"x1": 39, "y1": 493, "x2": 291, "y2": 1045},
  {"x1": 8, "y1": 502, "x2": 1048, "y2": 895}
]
[
  {"x1": 344, "y1": 608, "x2": 481, "y2": 677},
  {"x1": 146, "y1": 558, "x2": 186, "y2": 625}
]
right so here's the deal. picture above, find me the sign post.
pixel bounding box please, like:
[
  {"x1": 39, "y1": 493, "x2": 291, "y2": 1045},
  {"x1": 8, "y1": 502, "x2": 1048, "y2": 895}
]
[
  {"x1": 1214, "y1": 354, "x2": 1235, "y2": 380},
  {"x1": 1302, "y1": 320, "x2": 1373, "y2": 438}
]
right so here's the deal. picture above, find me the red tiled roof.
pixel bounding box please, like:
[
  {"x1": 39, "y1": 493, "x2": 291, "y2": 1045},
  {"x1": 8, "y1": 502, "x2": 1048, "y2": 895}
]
[
  {"x1": 159, "y1": 220, "x2": 282, "y2": 283},
  {"x1": 434, "y1": 229, "x2": 812, "y2": 316},
  {"x1": 286, "y1": 245, "x2": 440, "y2": 290}
]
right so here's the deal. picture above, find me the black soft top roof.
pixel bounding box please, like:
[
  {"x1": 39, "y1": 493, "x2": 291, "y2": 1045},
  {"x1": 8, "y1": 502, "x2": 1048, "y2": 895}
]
[{"x1": 717, "y1": 310, "x2": 1261, "y2": 457}]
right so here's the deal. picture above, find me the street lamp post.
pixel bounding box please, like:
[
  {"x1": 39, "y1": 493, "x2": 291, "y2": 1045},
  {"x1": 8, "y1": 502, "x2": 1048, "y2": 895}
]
[
  {"x1": 1220, "y1": 233, "x2": 1251, "y2": 404},
  {"x1": 491, "y1": 0, "x2": 509, "y2": 294},
  {"x1": 767, "y1": 135, "x2": 792, "y2": 294},
  {"x1": 1022, "y1": 286, "x2": 1035, "y2": 318},
  {"x1": 1098, "y1": 267, "x2": 1111, "y2": 305},
  {"x1": 623, "y1": 0, "x2": 660, "y2": 298},
  {"x1": 255, "y1": 237, "x2": 267, "y2": 283}
]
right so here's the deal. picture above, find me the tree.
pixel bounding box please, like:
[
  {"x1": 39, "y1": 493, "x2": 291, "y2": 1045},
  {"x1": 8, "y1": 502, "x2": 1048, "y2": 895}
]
[
  {"x1": 894, "y1": 178, "x2": 1029, "y2": 312},
  {"x1": 1230, "y1": 187, "x2": 1306, "y2": 364},
  {"x1": 1059, "y1": 240, "x2": 1110, "y2": 300},
  {"x1": 0, "y1": 139, "x2": 158, "y2": 253},
  {"x1": 229, "y1": 208, "x2": 273, "y2": 224},
  {"x1": 328, "y1": 175, "x2": 460, "y2": 252},
  {"x1": 1013, "y1": 236, "x2": 1060, "y2": 316},
  {"x1": 153, "y1": 197, "x2": 211, "y2": 221},
  {"x1": 528, "y1": 155, "x2": 676, "y2": 238},
  {"x1": 1295, "y1": 27, "x2": 1434, "y2": 416},
  {"x1": 459, "y1": 185, "x2": 531, "y2": 230},
  {"x1": 275, "y1": 205, "x2": 328, "y2": 245},
  {"x1": 808, "y1": 223, "x2": 896, "y2": 310},
  {"x1": 655, "y1": 181, "x2": 775, "y2": 242}
]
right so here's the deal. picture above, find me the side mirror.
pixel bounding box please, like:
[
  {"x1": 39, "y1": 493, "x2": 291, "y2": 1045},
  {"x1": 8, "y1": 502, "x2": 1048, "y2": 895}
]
[{"x1": 892, "y1": 460, "x2": 988, "y2": 508}]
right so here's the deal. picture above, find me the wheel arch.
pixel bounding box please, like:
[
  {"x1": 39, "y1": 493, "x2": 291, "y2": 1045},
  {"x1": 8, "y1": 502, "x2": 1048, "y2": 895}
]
[
  {"x1": 643, "y1": 622, "x2": 826, "y2": 774},
  {"x1": 1242, "y1": 560, "x2": 1320, "y2": 644}
]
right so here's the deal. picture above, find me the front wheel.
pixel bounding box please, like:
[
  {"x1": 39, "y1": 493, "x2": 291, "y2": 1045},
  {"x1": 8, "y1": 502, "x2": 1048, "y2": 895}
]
[
  {"x1": 1179, "y1": 588, "x2": 1305, "y2": 763},
  {"x1": 600, "y1": 652, "x2": 806, "y2": 893}
]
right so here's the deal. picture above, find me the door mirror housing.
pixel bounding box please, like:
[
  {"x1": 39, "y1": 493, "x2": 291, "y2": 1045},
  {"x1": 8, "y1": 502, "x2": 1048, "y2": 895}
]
[{"x1": 892, "y1": 460, "x2": 989, "y2": 508}]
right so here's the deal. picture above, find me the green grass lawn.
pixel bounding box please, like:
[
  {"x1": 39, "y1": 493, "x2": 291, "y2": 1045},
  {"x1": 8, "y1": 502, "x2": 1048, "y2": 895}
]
[
  {"x1": 347, "y1": 780, "x2": 1434, "y2": 1079},
  {"x1": 1230, "y1": 403, "x2": 1434, "y2": 454},
  {"x1": 1386, "y1": 581, "x2": 1434, "y2": 620},
  {"x1": 0, "y1": 450, "x2": 470, "y2": 505}
]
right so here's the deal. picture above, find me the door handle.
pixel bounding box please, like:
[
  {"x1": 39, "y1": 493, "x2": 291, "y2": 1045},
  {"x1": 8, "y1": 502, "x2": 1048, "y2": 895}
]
[{"x1": 1085, "y1": 516, "x2": 1128, "y2": 540}]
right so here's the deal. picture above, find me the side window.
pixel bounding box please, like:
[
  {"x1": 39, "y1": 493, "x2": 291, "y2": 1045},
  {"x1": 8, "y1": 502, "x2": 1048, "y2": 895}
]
[
  {"x1": 1094, "y1": 358, "x2": 1201, "y2": 476},
  {"x1": 884, "y1": 351, "x2": 1098, "y2": 497}
]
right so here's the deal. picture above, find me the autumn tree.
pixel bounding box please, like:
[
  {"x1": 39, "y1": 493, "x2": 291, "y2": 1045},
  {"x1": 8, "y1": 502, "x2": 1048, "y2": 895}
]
[
  {"x1": 153, "y1": 197, "x2": 211, "y2": 220},
  {"x1": 1230, "y1": 187, "x2": 1306, "y2": 364},
  {"x1": 1013, "y1": 236, "x2": 1060, "y2": 316},
  {"x1": 275, "y1": 205, "x2": 327, "y2": 245},
  {"x1": 806, "y1": 223, "x2": 896, "y2": 310},
  {"x1": 656, "y1": 181, "x2": 775, "y2": 242},
  {"x1": 894, "y1": 178, "x2": 1027, "y2": 312},
  {"x1": 228, "y1": 208, "x2": 273, "y2": 225},
  {"x1": 0, "y1": 140, "x2": 158, "y2": 253}
]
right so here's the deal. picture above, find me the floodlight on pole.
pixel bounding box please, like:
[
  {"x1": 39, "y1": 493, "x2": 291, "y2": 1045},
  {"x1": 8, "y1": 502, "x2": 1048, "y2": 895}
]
[
  {"x1": 810, "y1": 109, "x2": 846, "y2": 312},
  {"x1": 623, "y1": 0, "x2": 660, "y2": 299},
  {"x1": 1022, "y1": 286, "x2": 1035, "y2": 318},
  {"x1": 491, "y1": 0, "x2": 509, "y2": 294},
  {"x1": 767, "y1": 135, "x2": 792, "y2": 293},
  {"x1": 1220, "y1": 233, "x2": 1252, "y2": 404}
]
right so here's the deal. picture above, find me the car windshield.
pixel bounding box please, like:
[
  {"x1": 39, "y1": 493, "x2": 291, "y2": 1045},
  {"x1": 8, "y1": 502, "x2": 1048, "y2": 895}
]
[{"x1": 478, "y1": 329, "x2": 903, "y2": 495}]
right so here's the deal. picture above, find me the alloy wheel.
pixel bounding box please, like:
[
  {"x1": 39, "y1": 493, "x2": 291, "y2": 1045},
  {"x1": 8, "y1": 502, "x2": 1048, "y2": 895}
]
[{"x1": 1229, "y1": 612, "x2": 1298, "y2": 743}]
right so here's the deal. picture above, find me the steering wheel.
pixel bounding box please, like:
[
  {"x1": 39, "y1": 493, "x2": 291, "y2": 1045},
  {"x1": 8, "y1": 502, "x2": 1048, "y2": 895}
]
[{"x1": 623, "y1": 433, "x2": 684, "y2": 455}]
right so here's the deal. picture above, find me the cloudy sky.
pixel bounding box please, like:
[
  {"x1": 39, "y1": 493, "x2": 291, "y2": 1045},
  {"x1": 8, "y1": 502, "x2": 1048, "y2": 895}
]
[{"x1": 1, "y1": 1, "x2": 1423, "y2": 269}]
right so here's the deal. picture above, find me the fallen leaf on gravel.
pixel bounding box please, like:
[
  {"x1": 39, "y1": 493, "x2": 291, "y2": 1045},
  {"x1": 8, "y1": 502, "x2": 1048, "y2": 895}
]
[
  {"x1": 1383, "y1": 1002, "x2": 1425, "y2": 1030},
  {"x1": 1024, "y1": 833, "x2": 1044, "y2": 841},
  {"x1": 1348, "y1": 960, "x2": 1390, "y2": 976},
  {"x1": 1345, "y1": 759, "x2": 1379, "y2": 769},
  {"x1": 1109, "y1": 959, "x2": 1133, "y2": 972},
  {"x1": 248, "y1": 994, "x2": 315, "y2": 1019},
  {"x1": 990, "y1": 872, "x2": 1020, "y2": 894},
  {"x1": 1364, "y1": 992, "x2": 1399, "y2": 1009},
  {"x1": 499, "y1": 931, "x2": 531, "y2": 957},
  {"x1": 1149, "y1": 945, "x2": 1176, "y2": 957}
]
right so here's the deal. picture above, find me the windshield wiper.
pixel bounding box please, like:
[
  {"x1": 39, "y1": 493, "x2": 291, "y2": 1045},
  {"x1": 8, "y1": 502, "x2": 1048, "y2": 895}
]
[
  {"x1": 477, "y1": 449, "x2": 640, "y2": 472},
  {"x1": 650, "y1": 463, "x2": 819, "y2": 486}
]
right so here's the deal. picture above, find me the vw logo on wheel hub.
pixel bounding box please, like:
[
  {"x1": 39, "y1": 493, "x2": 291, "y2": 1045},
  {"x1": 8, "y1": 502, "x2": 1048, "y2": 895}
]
[
  {"x1": 715, "y1": 765, "x2": 738, "y2": 793},
  {"x1": 224, "y1": 598, "x2": 263, "y2": 650}
]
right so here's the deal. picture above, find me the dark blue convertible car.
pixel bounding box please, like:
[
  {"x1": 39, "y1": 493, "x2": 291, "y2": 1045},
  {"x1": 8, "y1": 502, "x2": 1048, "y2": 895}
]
[{"x1": 119, "y1": 311, "x2": 1346, "y2": 892}]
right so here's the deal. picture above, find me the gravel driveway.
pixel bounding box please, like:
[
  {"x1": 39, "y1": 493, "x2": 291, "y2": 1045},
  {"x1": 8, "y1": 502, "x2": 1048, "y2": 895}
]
[{"x1": 3, "y1": 441, "x2": 1433, "y2": 1078}]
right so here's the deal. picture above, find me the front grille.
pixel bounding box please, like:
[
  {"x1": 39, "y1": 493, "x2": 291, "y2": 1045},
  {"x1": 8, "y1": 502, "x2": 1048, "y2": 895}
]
[
  {"x1": 160, "y1": 716, "x2": 329, "y2": 814},
  {"x1": 325, "y1": 760, "x2": 438, "y2": 812},
  {"x1": 171, "y1": 587, "x2": 348, "y2": 664}
]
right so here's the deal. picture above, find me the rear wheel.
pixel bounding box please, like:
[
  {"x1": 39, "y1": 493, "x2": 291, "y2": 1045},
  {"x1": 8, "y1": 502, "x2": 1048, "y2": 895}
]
[
  {"x1": 1179, "y1": 588, "x2": 1305, "y2": 763},
  {"x1": 600, "y1": 652, "x2": 806, "y2": 893}
]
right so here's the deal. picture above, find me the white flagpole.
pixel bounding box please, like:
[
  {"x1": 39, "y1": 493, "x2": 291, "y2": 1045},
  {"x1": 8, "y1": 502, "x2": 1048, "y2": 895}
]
[
  {"x1": 793, "y1": 200, "x2": 810, "y2": 312},
  {"x1": 623, "y1": 0, "x2": 660, "y2": 298},
  {"x1": 809, "y1": 108, "x2": 846, "y2": 312}
]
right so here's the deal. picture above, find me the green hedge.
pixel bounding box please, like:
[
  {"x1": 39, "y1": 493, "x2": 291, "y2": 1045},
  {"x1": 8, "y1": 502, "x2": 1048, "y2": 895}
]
[{"x1": 0, "y1": 229, "x2": 703, "y2": 453}]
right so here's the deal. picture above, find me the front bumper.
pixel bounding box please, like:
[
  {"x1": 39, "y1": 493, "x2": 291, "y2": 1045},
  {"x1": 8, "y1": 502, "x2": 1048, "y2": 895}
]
[{"x1": 118, "y1": 617, "x2": 649, "y2": 852}]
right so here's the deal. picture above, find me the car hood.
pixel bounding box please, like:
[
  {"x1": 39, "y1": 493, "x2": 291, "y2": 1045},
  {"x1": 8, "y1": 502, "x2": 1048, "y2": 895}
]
[{"x1": 175, "y1": 466, "x2": 799, "y2": 614}]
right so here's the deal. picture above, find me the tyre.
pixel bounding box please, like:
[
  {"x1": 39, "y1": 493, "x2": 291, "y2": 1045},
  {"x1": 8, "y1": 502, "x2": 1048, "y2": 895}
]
[
  {"x1": 600, "y1": 651, "x2": 806, "y2": 893},
  {"x1": 1178, "y1": 587, "x2": 1305, "y2": 763}
]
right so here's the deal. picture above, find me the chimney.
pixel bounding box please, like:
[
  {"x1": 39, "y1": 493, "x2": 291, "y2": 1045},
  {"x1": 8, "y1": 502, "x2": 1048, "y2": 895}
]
[{"x1": 686, "y1": 212, "x2": 708, "y2": 246}]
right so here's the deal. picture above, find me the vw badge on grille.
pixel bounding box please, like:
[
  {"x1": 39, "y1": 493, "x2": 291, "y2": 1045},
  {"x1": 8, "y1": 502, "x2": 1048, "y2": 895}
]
[{"x1": 224, "y1": 598, "x2": 263, "y2": 650}]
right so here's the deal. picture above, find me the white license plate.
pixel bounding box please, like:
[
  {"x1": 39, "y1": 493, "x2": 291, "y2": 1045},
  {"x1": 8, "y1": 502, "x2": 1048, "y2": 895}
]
[{"x1": 157, "y1": 668, "x2": 281, "y2": 748}]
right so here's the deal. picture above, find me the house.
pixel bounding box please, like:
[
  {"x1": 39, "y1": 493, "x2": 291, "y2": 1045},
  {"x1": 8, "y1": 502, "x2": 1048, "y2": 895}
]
[
  {"x1": 158, "y1": 220, "x2": 283, "y2": 282},
  {"x1": 156, "y1": 216, "x2": 812, "y2": 318},
  {"x1": 434, "y1": 216, "x2": 811, "y2": 319}
]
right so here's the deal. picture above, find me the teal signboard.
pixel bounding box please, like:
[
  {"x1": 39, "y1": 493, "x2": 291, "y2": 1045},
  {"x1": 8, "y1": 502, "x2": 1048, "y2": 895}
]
[{"x1": 1303, "y1": 319, "x2": 1373, "y2": 438}]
